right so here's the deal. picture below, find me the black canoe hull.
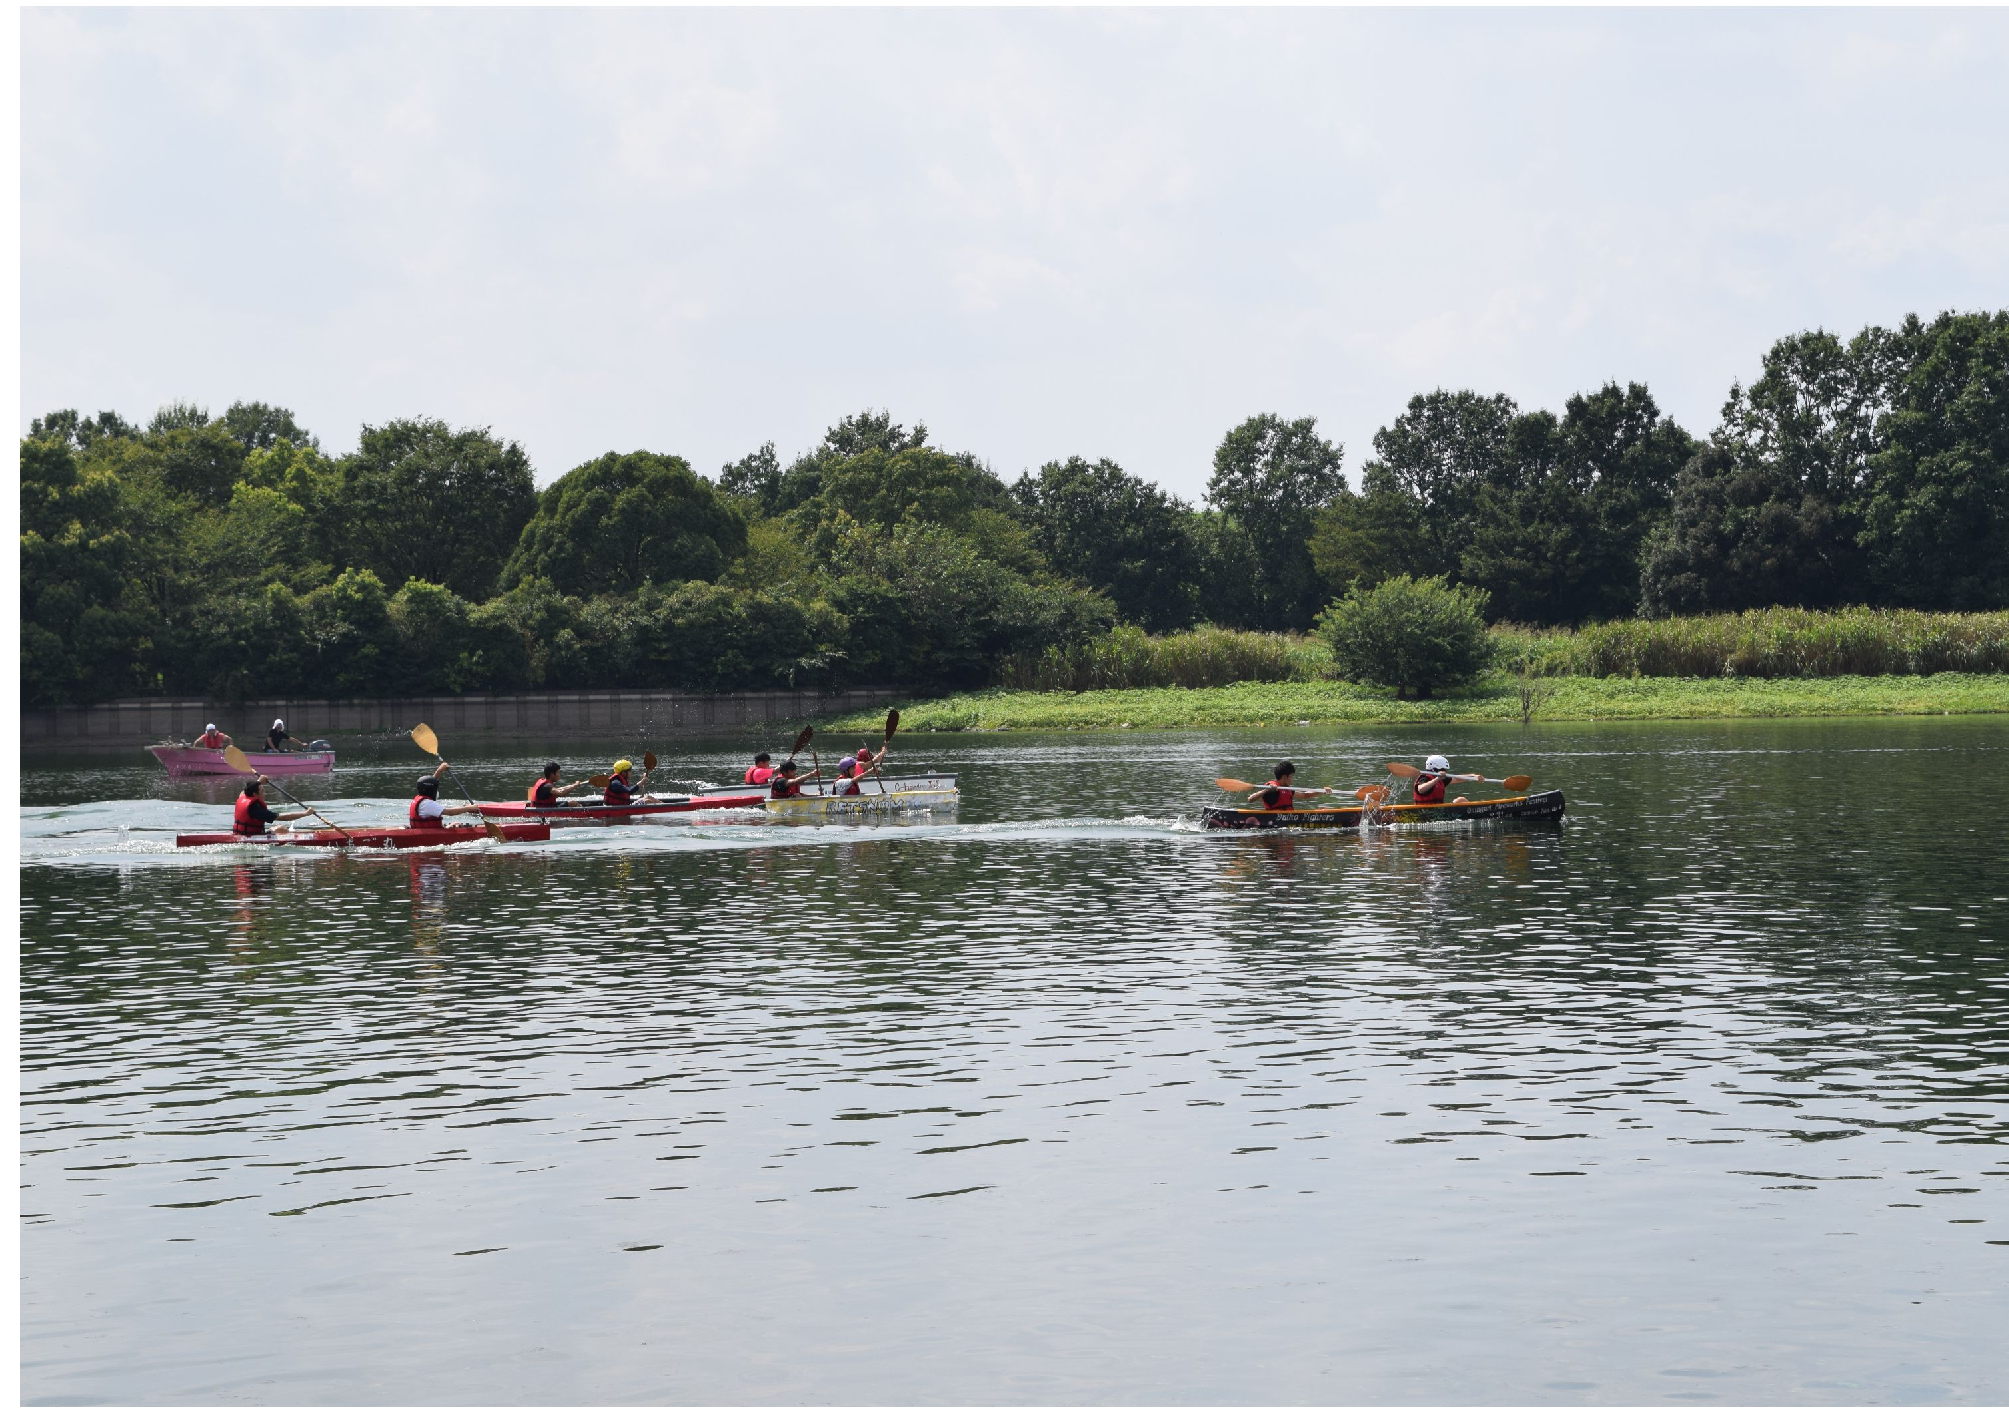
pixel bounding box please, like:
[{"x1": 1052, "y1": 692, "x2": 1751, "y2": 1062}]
[{"x1": 1200, "y1": 789, "x2": 1566, "y2": 831}]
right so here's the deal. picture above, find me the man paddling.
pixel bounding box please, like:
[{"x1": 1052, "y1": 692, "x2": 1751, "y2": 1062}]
[
  {"x1": 1246, "y1": 762, "x2": 1334, "y2": 812},
  {"x1": 233, "y1": 776, "x2": 315, "y2": 836},
  {"x1": 603, "y1": 758, "x2": 650, "y2": 807},
  {"x1": 196, "y1": 722, "x2": 232, "y2": 749},
  {"x1": 768, "y1": 759, "x2": 820, "y2": 799},
  {"x1": 411, "y1": 763, "x2": 487, "y2": 828},
  {"x1": 744, "y1": 752, "x2": 775, "y2": 786},
  {"x1": 528, "y1": 762, "x2": 589, "y2": 809},
  {"x1": 1411, "y1": 754, "x2": 1482, "y2": 805}
]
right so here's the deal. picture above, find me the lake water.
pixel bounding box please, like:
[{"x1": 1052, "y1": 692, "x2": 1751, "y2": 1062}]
[{"x1": 18, "y1": 718, "x2": 2009, "y2": 1404}]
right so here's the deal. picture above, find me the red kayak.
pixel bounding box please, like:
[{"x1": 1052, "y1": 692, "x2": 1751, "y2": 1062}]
[
  {"x1": 175, "y1": 824, "x2": 552, "y2": 849},
  {"x1": 478, "y1": 792, "x2": 764, "y2": 822}
]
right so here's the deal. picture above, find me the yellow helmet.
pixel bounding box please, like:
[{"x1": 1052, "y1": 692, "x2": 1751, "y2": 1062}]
[{"x1": 613, "y1": 759, "x2": 633, "y2": 774}]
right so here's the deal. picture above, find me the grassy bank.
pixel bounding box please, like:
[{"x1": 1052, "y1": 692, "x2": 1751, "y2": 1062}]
[{"x1": 827, "y1": 672, "x2": 2009, "y2": 733}]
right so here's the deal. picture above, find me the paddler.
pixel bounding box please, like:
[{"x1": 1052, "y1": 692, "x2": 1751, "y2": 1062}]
[
  {"x1": 832, "y1": 753, "x2": 863, "y2": 796},
  {"x1": 528, "y1": 762, "x2": 589, "y2": 809},
  {"x1": 196, "y1": 722, "x2": 232, "y2": 749},
  {"x1": 233, "y1": 775, "x2": 314, "y2": 836},
  {"x1": 1411, "y1": 754, "x2": 1482, "y2": 805},
  {"x1": 744, "y1": 752, "x2": 775, "y2": 786},
  {"x1": 265, "y1": 717, "x2": 297, "y2": 753},
  {"x1": 603, "y1": 758, "x2": 649, "y2": 807},
  {"x1": 768, "y1": 759, "x2": 820, "y2": 799},
  {"x1": 1246, "y1": 761, "x2": 1334, "y2": 812},
  {"x1": 411, "y1": 763, "x2": 486, "y2": 828}
]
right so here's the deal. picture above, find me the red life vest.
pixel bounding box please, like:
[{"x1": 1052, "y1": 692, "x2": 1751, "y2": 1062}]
[
  {"x1": 197, "y1": 730, "x2": 227, "y2": 748},
  {"x1": 770, "y1": 777, "x2": 801, "y2": 799},
  {"x1": 1262, "y1": 783, "x2": 1295, "y2": 810},
  {"x1": 604, "y1": 775, "x2": 635, "y2": 806},
  {"x1": 1413, "y1": 772, "x2": 1448, "y2": 805},
  {"x1": 837, "y1": 778, "x2": 860, "y2": 796},
  {"x1": 410, "y1": 794, "x2": 445, "y2": 827},
  {"x1": 233, "y1": 793, "x2": 265, "y2": 836},
  {"x1": 528, "y1": 779, "x2": 557, "y2": 806},
  {"x1": 746, "y1": 766, "x2": 774, "y2": 785}
]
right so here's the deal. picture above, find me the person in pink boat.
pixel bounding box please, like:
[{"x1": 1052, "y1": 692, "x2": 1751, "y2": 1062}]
[{"x1": 196, "y1": 723, "x2": 231, "y2": 749}]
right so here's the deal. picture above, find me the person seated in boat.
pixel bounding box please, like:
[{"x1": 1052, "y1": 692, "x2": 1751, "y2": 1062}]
[
  {"x1": 768, "y1": 759, "x2": 820, "y2": 799},
  {"x1": 196, "y1": 723, "x2": 232, "y2": 749},
  {"x1": 832, "y1": 754, "x2": 865, "y2": 796},
  {"x1": 233, "y1": 776, "x2": 314, "y2": 836},
  {"x1": 1411, "y1": 755, "x2": 1482, "y2": 806},
  {"x1": 745, "y1": 753, "x2": 775, "y2": 786},
  {"x1": 411, "y1": 765, "x2": 484, "y2": 828},
  {"x1": 265, "y1": 718, "x2": 297, "y2": 753},
  {"x1": 603, "y1": 759, "x2": 650, "y2": 807},
  {"x1": 528, "y1": 762, "x2": 589, "y2": 809},
  {"x1": 856, "y1": 740, "x2": 887, "y2": 783},
  {"x1": 1245, "y1": 762, "x2": 1333, "y2": 811}
]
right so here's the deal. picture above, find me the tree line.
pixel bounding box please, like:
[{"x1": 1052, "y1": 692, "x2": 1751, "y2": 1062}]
[{"x1": 20, "y1": 309, "x2": 2005, "y2": 708}]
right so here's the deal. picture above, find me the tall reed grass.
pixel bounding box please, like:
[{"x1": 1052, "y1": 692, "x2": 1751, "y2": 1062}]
[
  {"x1": 1494, "y1": 607, "x2": 2009, "y2": 679},
  {"x1": 995, "y1": 624, "x2": 1331, "y2": 692}
]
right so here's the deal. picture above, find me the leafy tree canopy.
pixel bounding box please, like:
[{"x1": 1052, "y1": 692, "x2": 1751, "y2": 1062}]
[
  {"x1": 1013, "y1": 456, "x2": 1199, "y2": 632},
  {"x1": 1207, "y1": 413, "x2": 1348, "y2": 631},
  {"x1": 504, "y1": 449, "x2": 748, "y2": 597}
]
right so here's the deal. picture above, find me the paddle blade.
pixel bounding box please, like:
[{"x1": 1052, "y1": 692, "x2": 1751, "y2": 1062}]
[
  {"x1": 885, "y1": 707, "x2": 900, "y2": 744},
  {"x1": 791, "y1": 726, "x2": 813, "y2": 756},
  {"x1": 482, "y1": 817, "x2": 506, "y2": 842},
  {"x1": 1215, "y1": 777, "x2": 1258, "y2": 793},
  {"x1": 1354, "y1": 785, "x2": 1390, "y2": 802},
  {"x1": 411, "y1": 723, "x2": 439, "y2": 756},
  {"x1": 222, "y1": 744, "x2": 254, "y2": 775},
  {"x1": 643, "y1": 751, "x2": 657, "y2": 772},
  {"x1": 1384, "y1": 761, "x2": 1419, "y2": 777},
  {"x1": 589, "y1": 774, "x2": 611, "y2": 788},
  {"x1": 1502, "y1": 774, "x2": 1532, "y2": 792}
]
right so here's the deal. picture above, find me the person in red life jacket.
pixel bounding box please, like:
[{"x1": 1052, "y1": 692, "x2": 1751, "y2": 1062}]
[
  {"x1": 768, "y1": 759, "x2": 821, "y2": 799},
  {"x1": 410, "y1": 764, "x2": 484, "y2": 828},
  {"x1": 527, "y1": 762, "x2": 588, "y2": 809},
  {"x1": 1410, "y1": 754, "x2": 1482, "y2": 805},
  {"x1": 196, "y1": 722, "x2": 232, "y2": 749},
  {"x1": 233, "y1": 776, "x2": 312, "y2": 836},
  {"x1": 745, "y1": 752, "x2": 775, "y2": 786},
  {"x1": 601, "y1": 759, "x2": 653, "y2": 807},
  {"x1": 832, "y1": 755, "x2": 864, "y2": 796},
  {"x1": 1245, "y1": 761, "x2": 1334, "y2": 812},
  {"x1": 855, "y1": 740, "x2": 887, "y2": 786}
]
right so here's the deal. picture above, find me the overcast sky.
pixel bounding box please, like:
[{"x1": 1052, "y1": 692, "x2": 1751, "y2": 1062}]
[{"x1": 21, "y1": 7, "x2": 2009, "y2": 498}]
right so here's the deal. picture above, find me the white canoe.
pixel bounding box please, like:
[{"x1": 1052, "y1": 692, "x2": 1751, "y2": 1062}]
[
  {"x1": 149, "y1": 744, "x2": 335, "y2": 777},
  {"x1": 765, "y1": 773, "x2": 959, "y2": 817}
]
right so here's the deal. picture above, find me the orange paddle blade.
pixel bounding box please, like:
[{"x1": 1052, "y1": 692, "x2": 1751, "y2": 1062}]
[
  {"x1": 643, "y1": 751, "x2": 658, "y2": 772},
  {"x1": 1354, "y1": 785, "x2": 1390, "y2": 802},
  {"x1": 1215, "y1": 777, "x2": 1258, "y2": 793},
  {"x1": 589, "y1": 774, "x2": 611, "y2": 788},
  {"x1": 1502, "y1": 774, "x2": 1532, "y2": 791},
  {"x1": 1384, "y1": 761, "x2": 1419, "y2": 777},
  {"x1": 411, "y1": 723, "x2": 440, "y2": 756},
  {"x1": 222, "y1": 744, "x2": 255, "y2": 775}
]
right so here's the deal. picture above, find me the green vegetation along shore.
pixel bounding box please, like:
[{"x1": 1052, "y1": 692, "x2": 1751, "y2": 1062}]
[{"x1": 828, "y1": 672, "x2": 2009, "y2": 733}]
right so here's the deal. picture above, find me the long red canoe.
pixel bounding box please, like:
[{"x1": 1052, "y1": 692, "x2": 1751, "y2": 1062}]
[
  {"x1": 175, "y1": 824, "x2": 551, "y2": 849},
  {"x1": 477, "y1": 792, "x2": 765, "y2": 822}
]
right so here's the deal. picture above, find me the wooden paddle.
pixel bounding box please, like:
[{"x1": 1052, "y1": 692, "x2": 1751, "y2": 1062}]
[
  {"x1": 802, "y1": 724, "x2": 822, "y2": 789},
  {"x1": 1384, "y1": 761, "x2": 1532, "y2": 790},
  {"x1": 410, "y1": 723, "x2": 506, "y2": 841},
  {"x1": 870, "y1": 708, "x2": 899, "y2": 794},
  {"x1": 222, "y1": 745, "x2": 352, "y2": 840}
]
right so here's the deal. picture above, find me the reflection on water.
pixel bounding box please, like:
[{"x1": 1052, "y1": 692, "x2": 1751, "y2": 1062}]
[{"x1": 18, "y1": 720, "x2": 2009, "y2": 1404}]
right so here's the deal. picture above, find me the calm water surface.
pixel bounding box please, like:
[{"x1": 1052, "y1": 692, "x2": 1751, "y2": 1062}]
[{"x1": 18, "y1": 719, "x2": 2009, "y2": 1404}]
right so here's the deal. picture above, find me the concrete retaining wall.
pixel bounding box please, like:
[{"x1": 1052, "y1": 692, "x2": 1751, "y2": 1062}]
[{"x1": 22, "y1": 686, "x2": 907, "y2": 749}]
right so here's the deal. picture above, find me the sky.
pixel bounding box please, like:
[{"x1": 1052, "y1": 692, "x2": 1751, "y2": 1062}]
[{"x1": 20, "y1": 7, "x2": 2009, "y2": 499}]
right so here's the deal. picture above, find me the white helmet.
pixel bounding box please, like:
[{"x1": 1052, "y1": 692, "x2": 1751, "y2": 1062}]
[
  {"x1": 272, "y1": 718, "x2": 285, "y2": 730},
  {"x1": 1425, "y1": 754, "x2": 1450, "y2": 772},
  {"x1": 205, "y1": 722, "x2": 218, "y2": 732}
]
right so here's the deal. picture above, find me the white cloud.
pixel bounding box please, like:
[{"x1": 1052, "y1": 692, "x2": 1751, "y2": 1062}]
[{"x1": 21, "y1": 8, "x2": 2009, "y2": 497}]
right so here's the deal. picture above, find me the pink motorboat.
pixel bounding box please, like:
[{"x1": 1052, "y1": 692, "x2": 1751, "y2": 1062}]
[{"x1": 148, "y1": 743, "x2": 336, "y2": 777}]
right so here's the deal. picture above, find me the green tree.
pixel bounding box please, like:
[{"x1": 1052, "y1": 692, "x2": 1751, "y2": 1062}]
[
  {"x1": 1206, "y1": 414, "x2": 1349, "y2": 630},
  {"x1": 1856, "y1": 311, "x2": 2009, "y2": 609},
  {"x1": 222, "y1": 401, "x2": 317, "y2": 453},
  {"x1": 326, "y1": 418, "x2": 537, "y2": 599},
  {"x1": 1317, "y1": 574, "x2": 1493, "y2": 698},
  {"x1": 1012, "y1": 457, "x2": 1199, "y2": 631},
  {"x1": 28, "y1": 408, "x2": 137, "y2": 451},
  {"x1": 503, "y1": 450, "x2": 748, "y2": 596}
]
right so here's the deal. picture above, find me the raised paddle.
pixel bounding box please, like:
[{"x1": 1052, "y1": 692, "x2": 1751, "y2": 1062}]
[
  {"x1": 221, "y1": 745, "x2": 352, "y2": 840},
  {"x1": 410, "y1": 723, "x2": 506, "y2": 842},
  {"x1": 869, "y1": 708, "x2": 899, "y2": 794}
]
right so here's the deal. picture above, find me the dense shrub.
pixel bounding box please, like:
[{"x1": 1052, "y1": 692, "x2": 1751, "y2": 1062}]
[
  {"x1": 1317, "y1": 575, "x2": 1493, "y2": 698},
  {"x1": 1496, "y1": 607, "x2": 2009, "y2": 679}
]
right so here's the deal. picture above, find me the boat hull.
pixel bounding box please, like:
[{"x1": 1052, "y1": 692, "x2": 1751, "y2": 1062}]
[
  {"x1": 150, "y1": 746, "x2": 335, "y2": 777},
  {"x1": 1200, "y1": 789, "x2": 1566, "y2": 831},
  {"x1": 478, "y1": 793, "x2": 764, "y2": 822},
  {"x1": 175, "y1": 824, "x2": 551, "y2": 849}
]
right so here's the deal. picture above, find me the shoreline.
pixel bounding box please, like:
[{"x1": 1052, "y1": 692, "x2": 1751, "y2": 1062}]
[{"x1": 825, "y1": 672, "x2": 2009, "y2": 733}]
